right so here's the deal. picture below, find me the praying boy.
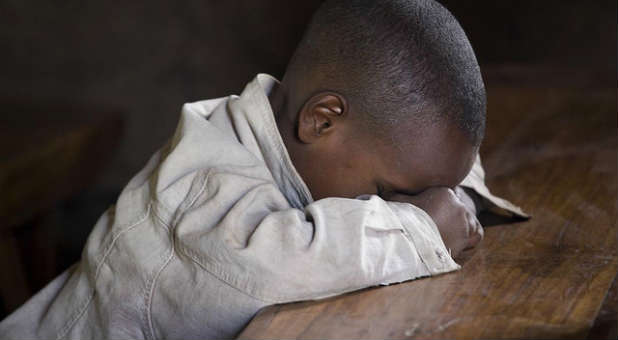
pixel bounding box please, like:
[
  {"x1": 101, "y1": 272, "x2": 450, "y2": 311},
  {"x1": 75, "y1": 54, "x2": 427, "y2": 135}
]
[{"x1": 0, "y1": 0, "x2": 527, "y2": 339}]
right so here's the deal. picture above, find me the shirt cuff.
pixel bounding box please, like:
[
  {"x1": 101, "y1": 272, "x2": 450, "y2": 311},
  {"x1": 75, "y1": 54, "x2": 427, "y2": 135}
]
[
  {"x1": 387, "y1": 201, "x2": 460, "y2": 276},
  {"x1": 460, "y1": 154, "x2": 530, "y2": 219}
]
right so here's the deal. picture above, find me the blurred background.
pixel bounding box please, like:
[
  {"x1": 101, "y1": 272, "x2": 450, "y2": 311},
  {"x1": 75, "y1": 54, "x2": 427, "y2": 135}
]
[{"x1": 0, "y1": 0, "x2": 615, "y2": 319}]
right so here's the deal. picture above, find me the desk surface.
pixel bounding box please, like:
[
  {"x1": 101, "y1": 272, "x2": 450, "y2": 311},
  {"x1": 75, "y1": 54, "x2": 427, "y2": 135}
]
[{"x1": 238, "y1": 87, "x2": 617, "y2": 339}]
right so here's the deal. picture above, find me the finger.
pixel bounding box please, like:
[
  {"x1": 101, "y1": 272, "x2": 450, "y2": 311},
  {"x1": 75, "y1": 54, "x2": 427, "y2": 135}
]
[
  {"x1": 465, "y1": 229, "x2": 483, "y2": 249},
  {"x1": 476, "y1": 219, "x2": 484, "y2": 240},
  {"x1": 462, "y1": 213, "x2": 483, "y2": 249},
  {"x1": 465, "y1": 210, "x2": 477, "y2": 237},
  {"x1": 454, "y1": 186, "x2": 466, "y2": 201},
  {"x1": 469, "y1": 213, "x2": 484, "y2": 240},
  {"x1": 455, "y1": 186, "x2": 478, "y2": 216}
]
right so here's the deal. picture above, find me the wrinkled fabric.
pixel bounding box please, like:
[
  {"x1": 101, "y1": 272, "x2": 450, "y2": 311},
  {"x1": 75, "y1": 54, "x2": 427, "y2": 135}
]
[
  {"x1": 0, "y1": 74, "x2": 526, "y2": 340},
  {"x1": 460, "y1": 154, "x2": 529, "y2": 218}
]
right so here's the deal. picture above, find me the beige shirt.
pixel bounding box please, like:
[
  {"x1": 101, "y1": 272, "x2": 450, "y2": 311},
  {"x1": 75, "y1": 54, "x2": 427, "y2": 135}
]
[{"x1": 0, "y1": 74, "x2": 526, "y2": 339}]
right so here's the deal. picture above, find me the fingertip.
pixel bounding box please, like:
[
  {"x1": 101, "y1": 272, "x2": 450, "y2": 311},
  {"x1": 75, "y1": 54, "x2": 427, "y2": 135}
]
[{"x1": 466, "y1": 230, "x2": 483, "y2": 249}]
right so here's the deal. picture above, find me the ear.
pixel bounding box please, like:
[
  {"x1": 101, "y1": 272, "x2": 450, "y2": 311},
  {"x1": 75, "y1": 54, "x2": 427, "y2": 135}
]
[{"x1": 297, "y1": 92, "x2": 346, "y2": 143}]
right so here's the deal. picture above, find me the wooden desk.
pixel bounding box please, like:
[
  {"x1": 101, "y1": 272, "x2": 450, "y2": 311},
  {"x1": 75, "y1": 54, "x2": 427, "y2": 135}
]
[{"x1": 239, "y1": 87, "x2": 617, "y2": 339}]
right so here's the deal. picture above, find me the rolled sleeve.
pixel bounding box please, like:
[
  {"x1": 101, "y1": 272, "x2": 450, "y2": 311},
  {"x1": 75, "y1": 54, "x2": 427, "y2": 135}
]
[{"x1": 387, "y1": 201, "x2": 460, "y2": 275}]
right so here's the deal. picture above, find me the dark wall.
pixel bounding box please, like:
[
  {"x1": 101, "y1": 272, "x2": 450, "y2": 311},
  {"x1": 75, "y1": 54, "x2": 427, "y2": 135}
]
[
  {"x1": 0, "y1": 0, "x2": 321, "y2": 192},
  {"x1": 1, "y1": 0, "x2": 614, "y2": 193},
  {"x1": 443, "y1": 0, "x2": 615, "y2": 68}
]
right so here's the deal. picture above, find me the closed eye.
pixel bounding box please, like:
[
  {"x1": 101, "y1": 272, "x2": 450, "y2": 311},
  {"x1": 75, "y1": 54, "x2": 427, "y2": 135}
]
[{"x1": 394, "y1": 187, "x2": 425, "y2": 197}]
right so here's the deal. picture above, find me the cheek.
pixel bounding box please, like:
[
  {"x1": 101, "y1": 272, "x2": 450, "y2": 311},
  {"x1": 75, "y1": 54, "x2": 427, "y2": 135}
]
[
  {"x1": 329, "y1": 155, "x2": 377, "y2": 198},
  {"x1": 318, "y1": 135, "x2": 380, "y2": 198}
]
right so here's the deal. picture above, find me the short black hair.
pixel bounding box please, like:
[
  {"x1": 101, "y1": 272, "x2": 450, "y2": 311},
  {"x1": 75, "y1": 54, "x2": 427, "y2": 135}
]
[{"x1": 288, "y1": 0, "x2": 486, "y2": 144}]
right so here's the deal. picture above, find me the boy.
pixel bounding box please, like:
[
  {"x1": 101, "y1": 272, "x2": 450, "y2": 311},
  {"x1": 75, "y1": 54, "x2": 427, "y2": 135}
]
[{"x1": 0, "y1": 0, "x2": 526, "y2": 339}]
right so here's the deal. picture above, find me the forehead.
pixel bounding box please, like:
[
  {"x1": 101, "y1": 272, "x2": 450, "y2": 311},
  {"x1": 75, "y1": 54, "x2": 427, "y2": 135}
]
[{"x1": 377, "y1": 120, "x2": 478, "y2": 193}]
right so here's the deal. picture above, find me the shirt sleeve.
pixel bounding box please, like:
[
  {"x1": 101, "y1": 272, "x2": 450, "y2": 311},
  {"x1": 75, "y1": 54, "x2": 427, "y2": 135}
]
[
  {"x1": 459, "y1": 153, "x2": 529, "y2": 218},
  {"x1": 174, "y1": 176, "x2": 459, "y2": 304}
]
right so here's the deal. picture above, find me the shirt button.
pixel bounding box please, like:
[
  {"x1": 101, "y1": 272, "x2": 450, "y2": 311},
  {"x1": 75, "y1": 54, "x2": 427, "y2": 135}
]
[{"x1": 436, "y1": 249, "x2": 447, "y2": 263}]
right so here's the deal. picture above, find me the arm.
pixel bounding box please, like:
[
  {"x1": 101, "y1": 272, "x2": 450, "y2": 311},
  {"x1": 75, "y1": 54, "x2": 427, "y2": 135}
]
[
  {"x1": 175, "y1": 178, "x2": 459, "y2": 304},
  {"x1": 379, "y1": 153, "x2": 525, "y2": 257}
]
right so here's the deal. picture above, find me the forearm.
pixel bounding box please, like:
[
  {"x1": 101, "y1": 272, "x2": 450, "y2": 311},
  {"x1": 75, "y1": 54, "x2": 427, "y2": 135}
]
[{"x1": 195, "y1": 193, "x2": 459, "y2": 303}]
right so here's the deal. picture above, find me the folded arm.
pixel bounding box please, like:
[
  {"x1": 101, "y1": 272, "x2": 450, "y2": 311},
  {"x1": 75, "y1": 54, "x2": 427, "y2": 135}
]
[{"x1": 176, "y1": 175, "x2": 459, "y2": 304}]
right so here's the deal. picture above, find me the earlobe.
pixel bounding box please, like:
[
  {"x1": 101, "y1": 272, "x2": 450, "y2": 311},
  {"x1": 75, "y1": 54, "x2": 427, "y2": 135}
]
[{"x1": 296, "y1": 92, "x2": 346, "y2": 143}]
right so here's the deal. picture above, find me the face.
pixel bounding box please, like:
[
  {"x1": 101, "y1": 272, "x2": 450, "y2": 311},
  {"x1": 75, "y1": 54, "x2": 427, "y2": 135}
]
[
  {"x1": 295, "y1": 119, "x2": 478, "y2": 201},
  {"x1": 272, "y1": 84, "x2": 478, "y2": 202}
]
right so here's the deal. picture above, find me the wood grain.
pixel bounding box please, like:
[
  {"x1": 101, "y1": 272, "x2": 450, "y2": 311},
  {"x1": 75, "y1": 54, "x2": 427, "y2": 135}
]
[{"x1": 238, "y1": 87, "x2": 617, "y2": 339}]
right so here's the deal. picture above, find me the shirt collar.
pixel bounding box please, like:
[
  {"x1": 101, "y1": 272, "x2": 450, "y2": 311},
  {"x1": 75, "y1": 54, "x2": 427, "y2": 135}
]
[{"x1": 232, "y1": 74, "x2": 313, "y2": 209}]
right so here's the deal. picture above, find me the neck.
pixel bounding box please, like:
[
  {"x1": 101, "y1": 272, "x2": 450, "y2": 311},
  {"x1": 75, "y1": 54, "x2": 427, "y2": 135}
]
[
  {"x1": 268, "y1": 81, "x2": 311, "y2": 193},
  {"x1": 268, "y1": 81, "x2": 286, "y2": 120},
  {"x1": 268, "y1": 81, "x2": 298, "y2": 156}
]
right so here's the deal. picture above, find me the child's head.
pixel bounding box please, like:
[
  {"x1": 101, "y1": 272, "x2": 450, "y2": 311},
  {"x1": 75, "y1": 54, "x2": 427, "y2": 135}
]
[{"x1": 272, "y1": 0, "x2": 485, "y2": 200}]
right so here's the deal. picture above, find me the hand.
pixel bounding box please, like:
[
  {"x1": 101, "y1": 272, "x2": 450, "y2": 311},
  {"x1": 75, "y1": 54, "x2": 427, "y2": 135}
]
[
  {"x1": 387, "y1": 187, "x2": 484, "y2": 258},
  {"x1": 454, "y1": 186, "x2": 485, "y2": 216}
]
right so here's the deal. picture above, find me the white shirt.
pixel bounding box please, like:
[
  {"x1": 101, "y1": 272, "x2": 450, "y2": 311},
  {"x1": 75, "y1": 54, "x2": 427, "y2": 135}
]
[{"x1": 0, "y1": 74, "x2": 526, "y2": 339}]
